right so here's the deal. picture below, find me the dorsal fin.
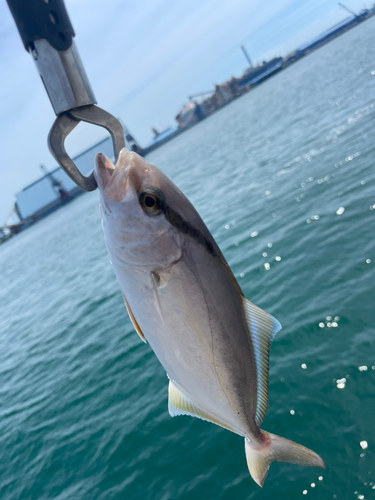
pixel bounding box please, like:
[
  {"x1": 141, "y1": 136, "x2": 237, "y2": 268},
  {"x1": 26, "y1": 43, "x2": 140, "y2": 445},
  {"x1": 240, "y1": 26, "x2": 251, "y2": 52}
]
[
  {"x1": 243, "y1": 298, "x2": 281, "y2": 425},
  {"x1": 168, "y1": 380, "x2": 235, "y2": 432},
  {"x1": 123, "y1": 295, "x2": 147, "y2": 343}
]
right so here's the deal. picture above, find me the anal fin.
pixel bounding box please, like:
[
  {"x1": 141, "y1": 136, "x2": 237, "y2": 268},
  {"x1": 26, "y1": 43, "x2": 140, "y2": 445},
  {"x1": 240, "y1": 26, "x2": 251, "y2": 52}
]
[
  {"x1": 123, "y1": 295, "x2": 147, "y2": 343},
  {"x1": 168, "y1": 380, "x2": 234, "y2": 432}
]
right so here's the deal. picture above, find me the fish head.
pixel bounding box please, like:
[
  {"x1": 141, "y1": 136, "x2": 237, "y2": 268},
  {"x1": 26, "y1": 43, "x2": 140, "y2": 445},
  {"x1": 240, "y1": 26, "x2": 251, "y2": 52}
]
[{"x1": 95, "y1": 148, "x2": 194, "y2": 269}]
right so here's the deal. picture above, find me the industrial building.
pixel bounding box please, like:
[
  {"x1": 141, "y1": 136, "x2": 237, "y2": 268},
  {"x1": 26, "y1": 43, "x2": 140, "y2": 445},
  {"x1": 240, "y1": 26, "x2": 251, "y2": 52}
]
[
  {"x1": 16, "y1": 138, "x2": 114, "y2": 221},
  {"x1": 1, "y1": 137, "x2": 115, "y2": 242}
]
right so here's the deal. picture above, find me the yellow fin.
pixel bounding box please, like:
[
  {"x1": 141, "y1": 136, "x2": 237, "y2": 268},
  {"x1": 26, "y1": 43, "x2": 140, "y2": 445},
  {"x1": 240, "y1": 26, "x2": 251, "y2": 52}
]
[
  {"x1": 168, "y1": 380, "x2": 234, "y2": 432},
  {"x1": 123, "y1": 295, "x2": 147, "y2": 343}
]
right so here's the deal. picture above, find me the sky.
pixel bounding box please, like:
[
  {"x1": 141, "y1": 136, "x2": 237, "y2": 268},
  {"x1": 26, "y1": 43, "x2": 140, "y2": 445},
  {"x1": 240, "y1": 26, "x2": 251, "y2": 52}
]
[{"x1": 0, "y1": 0, "x2": 371, "y2": 222}]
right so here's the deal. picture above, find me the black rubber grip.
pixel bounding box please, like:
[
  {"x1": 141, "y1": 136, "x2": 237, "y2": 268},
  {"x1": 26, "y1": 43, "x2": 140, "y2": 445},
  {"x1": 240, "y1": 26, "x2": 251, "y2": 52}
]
[{"x1": 6, "y1": 0, "x2": 75, "y2": 52}]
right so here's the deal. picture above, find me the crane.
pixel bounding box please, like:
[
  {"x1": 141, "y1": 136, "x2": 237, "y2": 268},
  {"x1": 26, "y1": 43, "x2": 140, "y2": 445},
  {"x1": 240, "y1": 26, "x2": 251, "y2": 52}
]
[
  {"x1": 338, "y1": 2, "x2": 358, "y2": 18},
  {"x1": 241, "y1": 45, "x2": 253, "y2": 68},
  {"x1": 1, "y1": 205, "x2": 19, "y2": 226},
  {"x1": 188, "y1": 90, "x2": 215, "y2": 101},
  {"x1": 39, "y1": 164, "x2": 70, "y2": 200}
]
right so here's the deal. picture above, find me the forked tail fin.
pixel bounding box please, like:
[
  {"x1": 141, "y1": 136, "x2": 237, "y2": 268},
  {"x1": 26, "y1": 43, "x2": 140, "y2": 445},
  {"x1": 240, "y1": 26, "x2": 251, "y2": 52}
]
[{"x1": 245, "y1": 431, "x2": 325, "y2": 487}]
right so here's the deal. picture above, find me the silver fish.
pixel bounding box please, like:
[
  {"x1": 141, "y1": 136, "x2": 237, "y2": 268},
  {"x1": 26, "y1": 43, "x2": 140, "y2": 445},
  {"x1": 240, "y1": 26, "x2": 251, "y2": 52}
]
[{"x1": 95, "y1": 149, "x2": 325, "y2": 486}]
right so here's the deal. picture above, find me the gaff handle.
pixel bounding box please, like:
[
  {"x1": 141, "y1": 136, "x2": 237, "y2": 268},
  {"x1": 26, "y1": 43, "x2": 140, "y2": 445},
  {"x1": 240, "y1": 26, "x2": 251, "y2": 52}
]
[
  {"x1": 6, "y1": 0, "x2": 96, "y2": 115},
  {"x1": 6, "y1": 0, "x2": 75, "y2": 52}
]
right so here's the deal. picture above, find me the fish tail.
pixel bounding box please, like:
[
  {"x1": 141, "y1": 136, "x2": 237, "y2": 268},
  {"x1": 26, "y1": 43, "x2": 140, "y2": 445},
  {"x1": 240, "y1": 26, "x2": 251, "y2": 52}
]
[{"x1": 245, "y1": 431, "x2": 325, "y2": 487}]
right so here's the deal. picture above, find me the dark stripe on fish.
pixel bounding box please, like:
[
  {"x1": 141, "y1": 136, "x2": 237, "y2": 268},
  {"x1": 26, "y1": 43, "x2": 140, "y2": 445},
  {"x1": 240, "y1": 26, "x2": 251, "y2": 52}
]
[{"x1": 162, "y1": 204, "x2": 216, "y2": 256}]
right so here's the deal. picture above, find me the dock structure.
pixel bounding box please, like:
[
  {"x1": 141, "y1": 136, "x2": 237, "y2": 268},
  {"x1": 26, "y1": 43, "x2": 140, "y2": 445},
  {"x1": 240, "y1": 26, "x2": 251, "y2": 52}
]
[
  {"x1": 283, "y1": 9, "x2": 371, "y2": 65},
  {"x1": 174, "y1": 7, "x2": 373, "y2": 131}
]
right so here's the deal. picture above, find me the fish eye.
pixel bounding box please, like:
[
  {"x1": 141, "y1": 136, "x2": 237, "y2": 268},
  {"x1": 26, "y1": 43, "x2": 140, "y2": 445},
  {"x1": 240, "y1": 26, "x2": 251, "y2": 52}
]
[
  {"x1": 139, "y1": 188, "x2": 164, "y2": 216},
  {"x1": 144, "y1": 195, "x2": 156, "y2": 208}
]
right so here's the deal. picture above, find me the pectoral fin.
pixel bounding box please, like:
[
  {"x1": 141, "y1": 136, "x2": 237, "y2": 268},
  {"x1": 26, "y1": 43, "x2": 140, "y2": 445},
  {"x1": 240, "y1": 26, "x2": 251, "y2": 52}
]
[
  {"x1": 168, "y1": 379, "x2": 235, "y2": 432},
  {"x1": 123, "y1": 295, "x2": 147, "y2": 343}
]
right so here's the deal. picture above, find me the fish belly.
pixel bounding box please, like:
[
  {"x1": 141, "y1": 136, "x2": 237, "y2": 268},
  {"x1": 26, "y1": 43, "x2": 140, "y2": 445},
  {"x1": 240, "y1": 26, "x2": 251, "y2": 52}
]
[{"x1": 116, "y1": 249, "x2": 259, "y2": 439}]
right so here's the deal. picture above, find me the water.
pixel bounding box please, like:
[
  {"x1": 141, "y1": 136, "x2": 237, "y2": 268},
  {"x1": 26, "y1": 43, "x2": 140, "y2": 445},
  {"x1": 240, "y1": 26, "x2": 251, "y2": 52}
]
[{"x1": 1, "y1": 19, "x2": 375, "y2": 500}]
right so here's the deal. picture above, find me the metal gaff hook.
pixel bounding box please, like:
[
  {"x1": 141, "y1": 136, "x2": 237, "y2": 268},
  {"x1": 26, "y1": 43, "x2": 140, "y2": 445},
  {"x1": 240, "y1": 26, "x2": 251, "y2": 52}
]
[{"x1": 48, "y1": 105, "x2": 126, "y2": 191}]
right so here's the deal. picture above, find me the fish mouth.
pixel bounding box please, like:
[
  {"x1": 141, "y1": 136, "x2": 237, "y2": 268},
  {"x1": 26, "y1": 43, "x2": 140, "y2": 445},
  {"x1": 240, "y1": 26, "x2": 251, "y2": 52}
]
[
  {"x1": 95, "y1": 148, "x2": 142, "y2": 201},
  {"x1": 95, "y1": 152, "x2": 116, "y2": 190}
]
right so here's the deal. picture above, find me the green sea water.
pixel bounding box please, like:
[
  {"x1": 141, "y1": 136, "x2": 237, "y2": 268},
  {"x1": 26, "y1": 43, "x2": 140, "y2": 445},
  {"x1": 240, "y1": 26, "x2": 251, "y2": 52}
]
[{"x1": 1, "y1": 18, "x2": 375, "y2": 500}]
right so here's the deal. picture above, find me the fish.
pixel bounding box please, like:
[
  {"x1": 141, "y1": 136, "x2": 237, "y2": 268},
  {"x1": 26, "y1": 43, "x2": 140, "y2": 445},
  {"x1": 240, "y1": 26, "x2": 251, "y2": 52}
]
[{"x1": 94, "y1": 148, "x2": 325, "y2": 487}]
